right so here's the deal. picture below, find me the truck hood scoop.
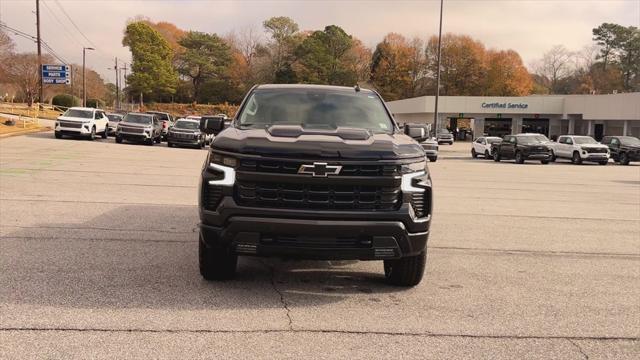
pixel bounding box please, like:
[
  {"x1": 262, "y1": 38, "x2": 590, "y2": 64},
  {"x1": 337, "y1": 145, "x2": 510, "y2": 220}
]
[{"x1": 267, "y1": 125, "x2": 371, "y2": 140}]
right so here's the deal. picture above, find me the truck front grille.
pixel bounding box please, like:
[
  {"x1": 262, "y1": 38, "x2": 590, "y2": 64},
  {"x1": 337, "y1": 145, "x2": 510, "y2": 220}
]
[
  {"x1": 585, "y1": 148, "x2": 607, "y2": 153},
  {"x1": 239, "y1": 159, "x2": 400, "y2": 177},
  {"x1": 171, "y1": 132, "x2": 196, "y2": 139},
  {"x1": 120, "y1": 126, "x2": 144, "y2": 134},
  {"x1": 59, "y1": 121, "x2": 83, "y2": 128},
  {"x1": 235, "y1": 181, "x2": 401, "y2": 211}
]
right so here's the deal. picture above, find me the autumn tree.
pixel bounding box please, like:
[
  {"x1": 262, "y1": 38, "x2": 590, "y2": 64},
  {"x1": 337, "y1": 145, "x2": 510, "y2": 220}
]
[
  {"x1": 176, "y1": 31, "x2": 232, "y2": 102},
  {"x1": 426, "y1": 34, "x2": 487, "y2": 96},
  {"x1": 484, "y1": 50, "x2": 532, "y2": 96},
  {"x1": 370, "y1": 33, "x2": 415, "y2": 101},
  {"x1": 122, "y1": 21, "x2": 178, "y2": 102},
  {"x1": 261, "y1": 16, "x2": 303, "y2": 82}
]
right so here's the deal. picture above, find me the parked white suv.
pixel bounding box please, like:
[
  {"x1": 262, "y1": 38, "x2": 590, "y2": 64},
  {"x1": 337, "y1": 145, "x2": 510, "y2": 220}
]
[
  {"x1": 55, "y1": 107, "x2": 109, "y2": 140},
  {"x1": 472, "y1": 136, "x2": 502, "y2": 159},
  {"x1": 549, "y1": 135, "x2": 609, "y2": 165}
]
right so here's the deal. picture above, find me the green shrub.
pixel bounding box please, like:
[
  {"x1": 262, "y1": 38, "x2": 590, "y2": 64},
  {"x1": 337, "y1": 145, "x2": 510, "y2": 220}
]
[
  {"x1": 52, "y1": 94, "x2": 80, "y2": 108},
  {"x1": 86, "y1": 98, "x2": 105, "y2": 108}
]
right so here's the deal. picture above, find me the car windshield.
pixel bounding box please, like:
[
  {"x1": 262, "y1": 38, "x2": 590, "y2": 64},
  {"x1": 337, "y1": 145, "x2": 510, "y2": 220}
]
[
  {"x1": 148, "y1": 112, "x2": 169, "y2": 120},
  {"x1": 124, "y1": 114, "x2": 152, "y2": 124},
  {"x1": 174, "y1": 120, "x2": 199, "y2": 130},
  {"x1": 573, "y1": 137, "x2": 597, "y2": 144},
  {"x1": 63, "y1": 109, "x2": 93, "y2": 119},
  {"x1": 237, "y1": 89, "x2": 394, "y2": 133},
  {"x1": 620, "y1": 136, "x2": 640, "y2": 146},
  {"x1": 487, "y1": 138, "x2": 502, "y2": 144},
  {"x1": 107, "y1": 114, "x2": 122, "y2": 122},
  {"x1": 518, "y1": 136, "x2": 546, "y2": 145},
  {"x1": 438, "y1": 129, "x2": 451, "y2": 134}
]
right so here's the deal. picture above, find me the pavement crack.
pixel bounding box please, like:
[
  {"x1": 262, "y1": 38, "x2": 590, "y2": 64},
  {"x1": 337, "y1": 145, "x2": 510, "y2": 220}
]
[
  {"x1": 262, "y1": 261, "x2": 294, "y2": 330},
  {"x1": 568, "y1": 339, "x2": 589, "y2": 359}
]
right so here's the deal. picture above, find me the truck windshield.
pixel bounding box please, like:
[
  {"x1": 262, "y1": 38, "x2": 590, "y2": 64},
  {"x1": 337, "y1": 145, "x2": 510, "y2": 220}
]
[
  {"x1": 573, "y1": 137, "x2": 597, "y2": 144},
  {"x1": 237, "y1": 89, "x2": 394, "y2": 133},
  {"x1": 620, "y1": 136, "x2": 640, "y2": 146},
  {"x1": 124, "y1": 114, "x2": 152, "y2": 125},
  {"x1": 107, "y1": 114, "x2": 122, "y2": 122},
  {"x1": 518, "y1": 136, "x2": 546, "y2": 144},
  {"x1": 63, "y1": 109, "x2": 93, "y2": 119},
  {"x1": 174, "y1": 120, "x2": 199, "y2": 130}
]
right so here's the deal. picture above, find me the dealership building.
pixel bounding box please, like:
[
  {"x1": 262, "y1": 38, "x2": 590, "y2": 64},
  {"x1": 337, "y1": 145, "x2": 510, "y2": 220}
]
[{"x1": 386, "y1": 92, "x2": 640, "y2": 140}]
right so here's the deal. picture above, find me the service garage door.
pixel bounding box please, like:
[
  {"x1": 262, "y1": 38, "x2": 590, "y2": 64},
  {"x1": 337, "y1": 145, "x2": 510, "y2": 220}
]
[
  {"x1": 522, "y1": 118, "x2": 549, "y2": 136},
  {"x1": 484, "y1": 118, "x2": 512, "y2": 137}
]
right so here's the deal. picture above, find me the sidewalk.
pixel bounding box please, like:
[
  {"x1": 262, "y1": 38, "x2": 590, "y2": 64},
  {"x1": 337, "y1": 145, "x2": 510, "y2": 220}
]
[{"x1": 0, "y1": 113, "x2": 53, "y2": 138}]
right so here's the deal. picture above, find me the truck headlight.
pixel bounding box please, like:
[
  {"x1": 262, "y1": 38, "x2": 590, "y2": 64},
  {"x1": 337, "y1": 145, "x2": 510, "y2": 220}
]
[
  {"x1": 207, "y1": 163, "x2": 235, "y2": 186},
  {"x1": 400, "y1": 161, "x2": 427, "y2": 174},
  {"x1": 210, "y1": 152, "x2": 238, "y2": 168}
]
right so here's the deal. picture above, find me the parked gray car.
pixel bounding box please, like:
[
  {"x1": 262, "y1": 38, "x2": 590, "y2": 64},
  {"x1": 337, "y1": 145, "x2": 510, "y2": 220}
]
[
  {"x1": 436, "y1": 129, "x2": 454, "y2": 145},
  {"x1": 106, "y1": 113, "x2": 124, "y2": 136},
  {"x1": 421, "y1": 138, "x2": 439, "y2": 162},
  {"x1": 115, "y1": 113, "x2": 163, "y2": 146}
]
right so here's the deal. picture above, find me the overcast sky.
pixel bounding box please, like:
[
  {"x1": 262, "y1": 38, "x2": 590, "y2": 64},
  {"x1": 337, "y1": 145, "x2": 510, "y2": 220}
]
[{"x1": 1, "y1": 0, "x2": 639, "y2": 83}]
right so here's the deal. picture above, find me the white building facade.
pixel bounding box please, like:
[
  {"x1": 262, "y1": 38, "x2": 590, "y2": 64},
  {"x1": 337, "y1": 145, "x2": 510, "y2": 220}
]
[{"x1": 386, "y1": 93, "x2": 640, "y2": 140}]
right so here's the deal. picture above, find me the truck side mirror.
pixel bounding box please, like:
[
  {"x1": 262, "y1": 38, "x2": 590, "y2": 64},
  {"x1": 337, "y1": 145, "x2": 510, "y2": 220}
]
[
  {"x1": 405, "y1": 124, "x2": 427, "y2": 142},
  {"x1": 200, "y1": 117, "x2": 225, "y2": 135}
]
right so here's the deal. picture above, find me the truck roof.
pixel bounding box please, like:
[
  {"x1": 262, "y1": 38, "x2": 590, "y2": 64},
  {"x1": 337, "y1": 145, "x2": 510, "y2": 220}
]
[{"x1": 255, "y1": 84, "x2": 374, "y2": 94}]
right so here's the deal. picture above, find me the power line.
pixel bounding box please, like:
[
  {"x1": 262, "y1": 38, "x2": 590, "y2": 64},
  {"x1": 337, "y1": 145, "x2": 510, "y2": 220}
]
[
  {"x1": 0, "y1": 22, "x2": 69, "y2": 65},
  {"x1": 52, "y1": 0, "x2": 96, "y2": 48},
  {"x1": 41, "y1": 0, "x2": 84, "y2": 48}
]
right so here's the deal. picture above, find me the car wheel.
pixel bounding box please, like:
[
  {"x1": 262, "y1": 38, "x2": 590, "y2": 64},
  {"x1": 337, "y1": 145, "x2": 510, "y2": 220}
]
[
  {"x1": 620, "y1": 152, "x2": 630, "y2": 165},
  {"x1": 484, "y1": 150, "x2": 490, "y2": 158},
  {"x1": 167, "y1": 142, "x2": 173, "y2": 148},
  {"x1": 384, "y1": 251, "x2": 426, "y2": 287},
  {"x1": 155, "y1": 136, "x2": 161, "y2": 144},
  {"x1": 599, "y1": 160, "x2": 608, "y2": 166},
  {"x1": 146, "y1": 138, "x2": 154, "y2": 146},
  {"x1": 54, "y1": 131, "x2": 62, "y2": 139},
  {"x1": 199, "y1": 235, "x2": 237, "y2": 281},
  {"x1": 541, "y1": 160, "x2": 549, "y2": 164},
  {"x1": 428, "y1": 156, "x2": 437, "y2": 162},
  {"x1": 89, "y1": 126, "x2": 96, "y2": 141},
  {"x1": 493, "y1": 151, "x2": 501, "y2": 162},
  {"x1": 115, "y1": 135, "x2": 123, "y2": 144},
  {"x1": 515, "y1": 151, "x2": 524, "y2": 164},
  {"x1": 101, "y1": 128, "x2": 108, "y2": 139},
  {"x1": 471, "y1": 148, "x2": 477, "y2": 158},
  {"x1": 549, "y1": 150, "x2": 556, "y2": 162},
  {"x1": 572, "y1": 151, "x2": 582, "y2": 165}
]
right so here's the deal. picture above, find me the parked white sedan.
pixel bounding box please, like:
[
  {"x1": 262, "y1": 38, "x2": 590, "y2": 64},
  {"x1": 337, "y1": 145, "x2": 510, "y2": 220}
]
[{"x1": 471, "y1": 136, "x2": 502, "y2": 158}]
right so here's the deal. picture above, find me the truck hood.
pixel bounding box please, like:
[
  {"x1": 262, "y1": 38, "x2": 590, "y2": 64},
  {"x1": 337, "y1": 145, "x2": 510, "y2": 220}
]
[
  {"x1": 578, "y1": 144, "x2": 608, "y2": 149},
  {"x1": 119, "y1": 122, "x2": 150, "y2": 128},
  {"x1": 57, "y1": 116, "x2": 89, "y2": 122},
  {"x1": 211, "y1": 126, "x2": 425, "y2": 160}
]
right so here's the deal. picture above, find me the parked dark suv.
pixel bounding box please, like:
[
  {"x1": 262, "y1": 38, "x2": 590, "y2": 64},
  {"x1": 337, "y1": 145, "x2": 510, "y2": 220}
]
[
  {"x1": 198, "y1": 84, "x2": 433, "y2": 286},
  {"x1": 492, "y1": 134, "x2": 551, "y2": 164},
  {"x1": 601, "y1": 136, "x2": 640, "y2": 165}
]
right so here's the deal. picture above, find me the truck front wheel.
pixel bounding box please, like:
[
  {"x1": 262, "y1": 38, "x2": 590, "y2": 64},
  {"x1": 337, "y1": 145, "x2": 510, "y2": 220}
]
[
  {"x1": 199, "y1": 237, "x2": 237, "y2": 281},
  {"x1": 384, "y1": 251, "x2": 426, "y2": 287}
]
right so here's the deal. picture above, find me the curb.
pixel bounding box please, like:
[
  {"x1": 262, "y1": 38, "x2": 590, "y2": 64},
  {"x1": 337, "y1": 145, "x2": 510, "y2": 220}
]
[{"x1": 0, "y1": 127, "x2": 52, "y2": 139}]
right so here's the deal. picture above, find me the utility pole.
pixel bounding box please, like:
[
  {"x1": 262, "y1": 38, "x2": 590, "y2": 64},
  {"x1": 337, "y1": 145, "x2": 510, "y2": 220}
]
[
  {"x1": 114, "y1": 57, "x2": 120, "y2": 110},
  {"x1": 121, "y1": 63, "x2": 128, "y2": 106},
  {"x1": 35, "y1": 0, "x2": 43, "y2": 107},
  {"x1": 82, "y1": 47, "x2": 94, "y2": 107},
  {"x1": 433, "y1": 0, "x2": 444, "y2": 136}
]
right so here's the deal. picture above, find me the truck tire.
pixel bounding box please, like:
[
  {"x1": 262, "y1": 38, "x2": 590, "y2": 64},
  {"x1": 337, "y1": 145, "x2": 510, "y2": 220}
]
[
  {"x1": 549, "y1": 150, "x2": 556, "y2": 162},
  {"x1": 541, "y1": 160, "x2": 549, "y2": 164},
  {"x1": 167, "y1": 142, "x2": 173, "y2": 148},
  {"x1": 199, "y1": 237, "x2": 237, "y2": 281},
  {"x1": 88, "y1": 126, "x2": 96, "y2": 141},
  {"x1": 116, "y1": 135, "x2": 123, "y2": 144},
  {"x1": 428, "y1": 156, "x2": 437, "y2": 162},
  {"x1": 620, "y1": 152, "x2": 630, "y2": 165},
  {"x1": 384, "y1": 251, "x2": 426, "y2": 287},
  {"x1": 54, "y1": 131, "x2": 62, "y2": 139},
  {"x1": 515, "y1": 151, "x2": 524, "y2": 164},
  {"x1": 572, "y1": 151, "x2": 582, "y2": 165},
  {"x1": 484, "y1": 150, "x2": 490, "y2": 158},
  {"x1": 155, "y1": 135, "x2": 161, "y2": 144},
  {"x1": 146, "y1": 138, "x2": 154, "y2": 146},
  {"x1": 471, "y1": 148, "x2": 477, "y2": 158},
  {"x1": 599, "y1": 160, "x2": 608, "y2": 165},
  {"x1": 493, "y1": 151, "x2": 501, "y2": 162},
  {"x1": 101, "y1": 128, "x2": 108, "y2": 139}
]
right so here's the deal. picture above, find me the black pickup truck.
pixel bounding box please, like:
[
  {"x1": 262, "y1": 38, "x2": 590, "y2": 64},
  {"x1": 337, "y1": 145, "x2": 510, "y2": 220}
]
[
  {"x1": 198, "y1": 84, "x2": 433, "y2": 286},
  {"x1": 492, "y1": 134, "x2": 551, "y2": 164},
  {"x1": 601, "y1": 136, "x2": 640, "y2": 165}
]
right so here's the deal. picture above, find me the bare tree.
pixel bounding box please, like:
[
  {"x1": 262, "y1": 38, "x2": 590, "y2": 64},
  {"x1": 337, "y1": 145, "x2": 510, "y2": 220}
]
[
  {"x1": 532, "y1": 45, "x2": 573, "y2": 93},
  {"x1": 4, "y1": 53, "x2": 53, "y2": 105}
]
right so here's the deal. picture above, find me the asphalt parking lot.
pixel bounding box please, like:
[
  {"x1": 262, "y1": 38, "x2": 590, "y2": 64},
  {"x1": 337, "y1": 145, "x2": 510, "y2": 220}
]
[{"x1": 1, "y1": 133, "x2": 639, "y2": 359}]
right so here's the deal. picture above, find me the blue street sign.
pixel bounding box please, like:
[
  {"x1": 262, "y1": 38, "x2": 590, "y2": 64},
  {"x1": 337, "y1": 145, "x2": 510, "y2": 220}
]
[
  {"x1": 42, "y1": 64, "x2": 70, "y2": 72},
  {"x1": 42, "y1": 64, "x2": 71, "y2": 85},
  {"x1": 43, "y1": 78, "x2": 71, "y2": 85},
  {"x1": 42, "y1": 71, "x2": 68, "y2": 78}
]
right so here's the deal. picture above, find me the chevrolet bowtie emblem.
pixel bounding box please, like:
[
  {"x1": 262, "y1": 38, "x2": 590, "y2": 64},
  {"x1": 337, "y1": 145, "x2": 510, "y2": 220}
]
[{"x1": 298, "y1": 162, "x2": 342, "y2": 177}]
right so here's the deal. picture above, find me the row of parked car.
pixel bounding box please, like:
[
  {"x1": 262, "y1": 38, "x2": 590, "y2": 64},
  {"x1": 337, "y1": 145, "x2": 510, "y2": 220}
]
[
  {"x1": 470, "y1": 133, "x2": 639, "y2": 165},
  {"x1": 54, "y1": 107, "x2": 229, "y2": 148}
]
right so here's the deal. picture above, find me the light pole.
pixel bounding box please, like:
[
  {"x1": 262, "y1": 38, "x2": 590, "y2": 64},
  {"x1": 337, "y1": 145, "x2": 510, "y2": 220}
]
[
  {"x1": 433, "y1": 0, "x2": 444, "y2": 137},
  {"x1": 82, "y1": 47, "x2": 94, "y2": 107}
]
